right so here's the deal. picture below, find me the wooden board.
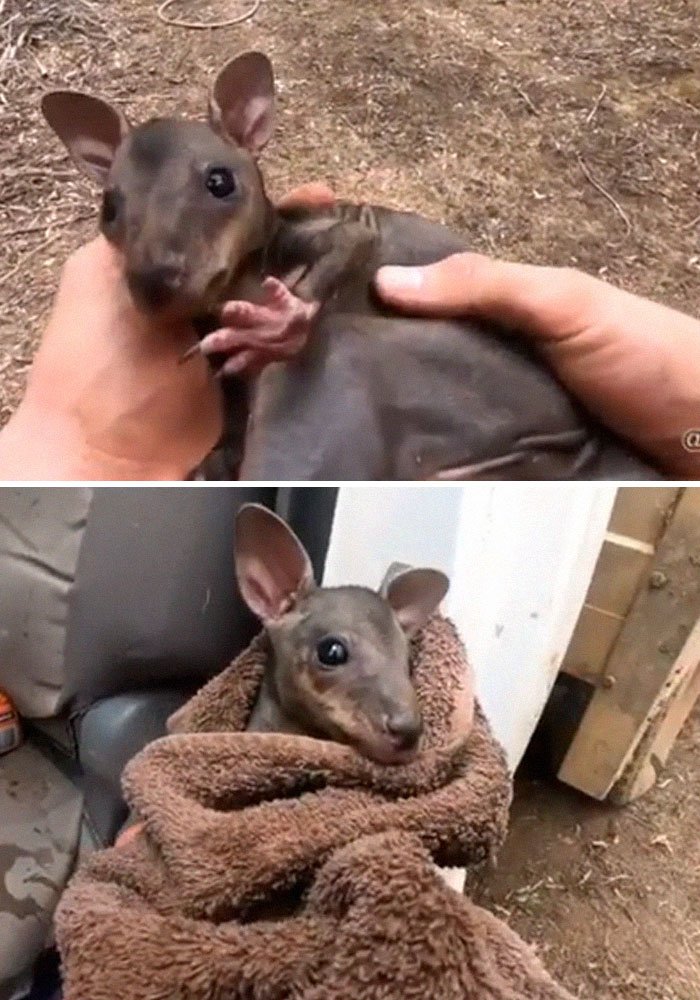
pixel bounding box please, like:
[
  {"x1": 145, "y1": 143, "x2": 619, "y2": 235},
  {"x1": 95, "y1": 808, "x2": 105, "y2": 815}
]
[
  {"x1": 607, "y1": 486, "x2": 679, "y2": 545},
  {"x1": 562, "y1": 604, "x2": 625, "y2": 685},
  {"x1": 558, "y1": 487, "x2": 700, "y2": 801},
  {"x1": 610, "y1": 618, "x2": 700, "y2": 803},
  {"x1": 586, "y1": 534, "x2": 654, "y2": 619},
  {"x1": 560, "y1": 487, "x2": 678, "y2": 686}
]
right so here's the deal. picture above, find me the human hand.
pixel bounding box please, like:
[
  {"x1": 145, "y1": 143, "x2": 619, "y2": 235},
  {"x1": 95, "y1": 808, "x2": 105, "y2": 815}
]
[
  {"x1": 0, "y1": 184, "x2": 335, "y2": 482},
  {"x1": 0, "y1": 236, "x2": 223, "y2": 481},
  {"x1": 375, "y1": 254, "x2": 700, "y2": 478}
]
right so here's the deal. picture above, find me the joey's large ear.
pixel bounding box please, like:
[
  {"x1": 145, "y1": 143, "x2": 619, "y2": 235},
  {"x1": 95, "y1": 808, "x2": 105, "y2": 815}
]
[
  {"x1": 234, "y1": 504, "x2": 315, "y2": 622},
  {"x1": 381, "y1": 563, "x2": 449, "y2": 635},
  {"x1": 41, "y1": 91, "x2": 130, "y2": 186},
  {"x1": 209, "y1": 51, "x2": 275, "y2": 154}
]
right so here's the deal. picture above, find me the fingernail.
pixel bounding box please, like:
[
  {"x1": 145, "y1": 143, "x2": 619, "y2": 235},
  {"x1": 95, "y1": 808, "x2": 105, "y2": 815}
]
[{"x1": 377, "y1": 266, "x2": 425, "y2": 292}]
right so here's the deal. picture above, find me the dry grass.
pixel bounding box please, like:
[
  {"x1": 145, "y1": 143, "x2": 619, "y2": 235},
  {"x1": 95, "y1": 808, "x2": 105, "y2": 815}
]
[
  {"x1": 0, "y1": 0, "x2": 112, "y2": 82},
  {"x1": 0, "y1": 0, "x2": 699, "y2": 425}
]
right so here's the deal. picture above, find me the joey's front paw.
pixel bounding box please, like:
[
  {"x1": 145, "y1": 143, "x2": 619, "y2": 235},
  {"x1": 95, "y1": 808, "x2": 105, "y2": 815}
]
[{"x1": 194, "y1": 277, "x2": 319, "y2": 377}]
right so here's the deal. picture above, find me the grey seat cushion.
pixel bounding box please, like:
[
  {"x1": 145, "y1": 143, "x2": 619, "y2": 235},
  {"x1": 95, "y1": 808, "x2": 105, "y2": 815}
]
[
  {"x1": 62, "y1": 486, "x2": 271, "y2": 711},
  {"x1": 0, "y1": 487, "x2": 279, "y2": 722},
  {"x1": 0, "y1": 489, "x2": 91, "y2": 719},
  {"x1": 0, "y1": 743, "x2": 82, "y2": 1000}
]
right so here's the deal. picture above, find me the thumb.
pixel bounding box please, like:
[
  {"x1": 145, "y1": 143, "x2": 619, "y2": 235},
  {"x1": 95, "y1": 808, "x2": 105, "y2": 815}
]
[
  {"x1": 374, "y1": 252, "x2": 598, "y2": 342},
  {"x1": 115, "y1": 822, "x2": 145, "y2": 848},
  {"x1": 277, "y1": 182, "x2": 336, "y2": 211}
]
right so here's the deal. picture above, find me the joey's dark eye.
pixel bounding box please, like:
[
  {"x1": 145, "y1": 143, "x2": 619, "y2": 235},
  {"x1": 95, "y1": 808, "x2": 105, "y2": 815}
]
[
  {"x1": 206, "y1": 167, "x2": 237, "y2": 199},
  {"x1": 101, "y1": 190, "x2": 120, "y2": 226},
  {"x1": 316, "y1": 636, "x2": 349, "y2": 668}
]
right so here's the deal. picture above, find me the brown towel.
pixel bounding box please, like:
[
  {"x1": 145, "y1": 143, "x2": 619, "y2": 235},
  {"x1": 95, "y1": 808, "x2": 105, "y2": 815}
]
[{"x1": 55, "y1": 616, "x2": 574, "y2": 1000}]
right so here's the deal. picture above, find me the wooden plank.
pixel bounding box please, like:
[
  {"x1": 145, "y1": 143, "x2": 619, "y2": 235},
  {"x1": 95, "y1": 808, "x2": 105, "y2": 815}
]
[
  {"x1": 561, "y1": 490, "x2": 679, "y2": 683},
  {"x1": 610, "y1": 624, "x2": 700, "y2": 803},
  {"x1": 561, "y1": 604, "x2": 624, "y2": 683},
  {"x1": 607, "y1": 487, "x2": 680, "y2": 545},
  {"x1": 558, "y1": 487, "x2": 700, "y2": 800},
  {"x1": 585, "y1": 535, "x2": 654, "y2": 619}
]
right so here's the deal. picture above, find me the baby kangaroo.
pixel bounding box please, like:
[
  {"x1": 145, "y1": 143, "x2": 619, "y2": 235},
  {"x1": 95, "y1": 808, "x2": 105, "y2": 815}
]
[{"x1": 236, "y1": 504, "x2": 449, "y2": 764}]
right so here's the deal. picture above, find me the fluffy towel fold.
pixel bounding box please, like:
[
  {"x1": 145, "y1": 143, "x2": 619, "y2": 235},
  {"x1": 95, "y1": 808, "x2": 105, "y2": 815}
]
[{"x1": 55, "y1": 616, "x2": 574, "y2": 1000}]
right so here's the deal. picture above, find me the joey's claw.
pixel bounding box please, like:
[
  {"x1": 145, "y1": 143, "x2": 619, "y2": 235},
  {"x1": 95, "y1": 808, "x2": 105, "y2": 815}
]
[{"x1": 179, "y1": 341, "x2": 203, "y2": 364}]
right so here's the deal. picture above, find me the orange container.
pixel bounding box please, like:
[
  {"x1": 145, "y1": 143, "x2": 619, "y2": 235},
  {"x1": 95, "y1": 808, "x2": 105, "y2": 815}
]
[{"x1": 0, "y1": 689, "x2": 22, "y2": 755}]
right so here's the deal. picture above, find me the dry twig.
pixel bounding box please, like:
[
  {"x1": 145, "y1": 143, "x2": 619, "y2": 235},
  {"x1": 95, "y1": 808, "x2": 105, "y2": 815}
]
[
  {"x1": 585, "y1": 83, "x2": 607, "y2": 124},
  {"x1": 577, "y1": 155, "x2": 633, "y2": 236}
]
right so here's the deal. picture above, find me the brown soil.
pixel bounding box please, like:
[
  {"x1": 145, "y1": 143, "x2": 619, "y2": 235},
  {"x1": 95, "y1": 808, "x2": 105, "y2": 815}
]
[
  {"x1": 1, "y1": 0, "x2": 699, "y2": 425},
  {"x1": 470, "y1": 701, "x2": 700, "y2": 1000}
]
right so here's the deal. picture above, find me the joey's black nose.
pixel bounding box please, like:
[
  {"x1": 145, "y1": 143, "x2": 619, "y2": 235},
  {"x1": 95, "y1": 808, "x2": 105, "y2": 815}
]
[
  {"x1": 127, "y1": 266, "x2": 184, "y2": 310},
  {"x1": 384, "y1": 711, "x2": 423, "y2": 751}
]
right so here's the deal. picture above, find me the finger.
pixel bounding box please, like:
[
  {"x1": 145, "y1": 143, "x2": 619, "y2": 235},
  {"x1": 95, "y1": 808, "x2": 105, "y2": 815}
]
[
  {"x1": 277, "y1": 182, "x2": 336, "y2": 211},
  {"x1": 292, "y1": 298, "x2": 320, "y2": 323},
  {"x1": 214, "y1": 320, "x2": 293, "y2": 351},
  {"x1": 219, "y1": 299, "x2": 275, "y2": 328},
  {"x1": 55, "y1": 236, "x2": 125, "y2": 312},
  {"x1": 261, "y1": 275, "x2": 298, "y2": 309},
  {"x1": 199, "y1": 327, "x2": 249, "y2": 355},
  {"x1": 219, "y1": 349, "x2": 258, "y2": 377},
  {"x1": 61, "y1": 236, "x2": 120, "y2": 286},
  {"x1": 115, "y1": 822, "x2": 144, "y2": 848},
  {"x1": 261, "y1": 277, "x2": 320, "y2": 322},
  {"x1": 374, "y1": 253, "x2": 603, "y2": 342}
]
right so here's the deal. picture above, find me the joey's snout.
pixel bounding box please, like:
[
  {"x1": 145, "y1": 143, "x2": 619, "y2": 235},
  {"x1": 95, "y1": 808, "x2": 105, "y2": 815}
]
[
  {"x1": 126, "y1": 264, "x2": 185, "y2": 312},
  {"x1": 382, "y1": 708, "x2": 423, "y2": 753}
]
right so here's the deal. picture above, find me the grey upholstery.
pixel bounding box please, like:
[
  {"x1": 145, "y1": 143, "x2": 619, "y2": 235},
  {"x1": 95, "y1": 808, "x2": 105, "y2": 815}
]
[
  {"x1": 76, "y1": 691, "x2": 189, "y2": 848},
  {"x1": 0, "y1": 488, "x2": 91, "y2": 719},
  {"x1": 0, "y1": 486, "x2": 338, "y2": 999},
  {"x1": 0, "y1": 744, "x2": 82, "y2": 1000},
  {"x1": 62, "y1": 486, "x2": 274, "y2": 709}
]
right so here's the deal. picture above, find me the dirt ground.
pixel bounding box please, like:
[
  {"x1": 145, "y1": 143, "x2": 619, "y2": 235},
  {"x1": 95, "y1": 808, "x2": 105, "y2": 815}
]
[
  {"x1": 1, "y1": 0, "x2": 699, "y2": 424},
  {"x1": 470, "y1": 700, "x2": 700, "y2": 1000}
]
